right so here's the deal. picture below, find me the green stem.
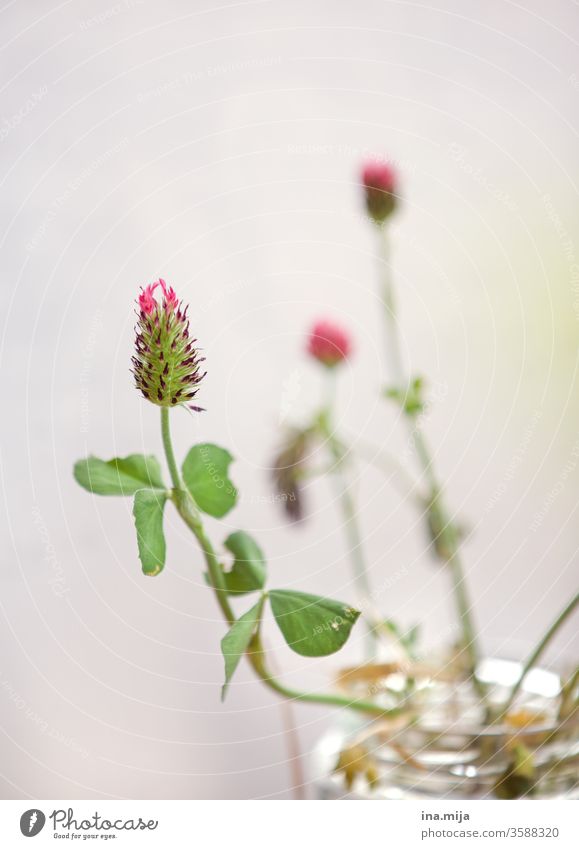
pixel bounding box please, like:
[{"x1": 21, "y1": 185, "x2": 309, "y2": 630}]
[
  {"x1": 376, "y1": 226, "x2": 484, "y2": 697},
  {"x1": 247, "y1": 633, "x2": 400, "y2": 716},
  {"x1": 558, "y1": 666, "x2": 579, "y2": 721},
  {"x1": 448, "y1": 552, "x2": 482, "y2": 681},
  {"x1": 500, "y1": 591, "x2": 579, "y2": 717},
  {"x1": 350, "y1": 434, "x2": 426, "y2": 507},
  {"x1": 161, "y1": 406, "x2": 181, "y2": 491},
  {"x1": 160, "y1": 406, "x2": 399, "y2": 718},
  {"x1": 177, "y1": 492, "x2": 234, "y2": 626},
  {"x1": 320, "y1": 377, "x2": 378, "y2": 658},
  {"x1": 377, "y1": 226, "x2": 405, "y2": 382},
  {"x1": 336, "y1": 482, "x2": 374, "y2": 612}
]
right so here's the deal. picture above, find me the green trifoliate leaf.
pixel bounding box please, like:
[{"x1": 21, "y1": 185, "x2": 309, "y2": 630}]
[
  {"x1": 74, "y1": 454, "x2": 165, "y2": 496},
  {"x1": 133, "y1": 490, "x2": 168, "y2": 576},
  {"x1": 220, "y1": 598, "x2": 264, "y2": 700},
  {"x1": 269, "y1": 589, "x2": 360, "y2": 657},
  {"x1": 181, "y1": 443, "x2": 237, "y2": 518},
  {"x1": 222, "y1": 531, "x2": 267, "y2": 595}
]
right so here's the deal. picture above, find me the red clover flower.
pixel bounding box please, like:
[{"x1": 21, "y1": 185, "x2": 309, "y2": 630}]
[
  {"x1": 361, "y1": 160, "x2": 398, "y2": 224},
  {"x1": 307, "y1": 319, "x2": 351, "y2": 368},
  {"x1": 132, "y1": 279, "x2": 205, "y2": 410}
]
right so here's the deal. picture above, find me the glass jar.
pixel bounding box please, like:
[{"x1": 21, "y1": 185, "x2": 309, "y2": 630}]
[{"x1": 312, "y1": 659, "x2": 579, "y2": 799}]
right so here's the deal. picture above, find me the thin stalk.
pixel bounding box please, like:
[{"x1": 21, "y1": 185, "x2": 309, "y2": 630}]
[
  {"x1": 335, "y1": 481, "x2": 374, "y2": 614},
  {"x1": 349, "y1": 434, "x2": 426, "y2": 507},
  {"x1": 320, "y1": 380, "x2": 413, "y2": 663},
  {"x1": 447, "y1": 552, "x2": 482, "y2": 682},
  {"x1": 247, "y1": 633, "x2": 400, "y2": 716},
  {"x1": 320, "y1": 374, "x2": 378, "y2": 657},
  {"x1": 161, "y1": 406, "x2": 181, "y2": 491},
  {"x1": 160, "y1": 406, "x2": 400, "y2": 718},
  {"x1": 558, "y1": 666, "x2": 579, "y2": 721},
  {"x1": 376, "y1": 225, "x2": 485, "y2": 698},
  {"x1": 377, "y1": 227, "x2": 405, "y2": 383},
  {"x1": 500, "y1": 591, "x2": 579, "y2": 717}
]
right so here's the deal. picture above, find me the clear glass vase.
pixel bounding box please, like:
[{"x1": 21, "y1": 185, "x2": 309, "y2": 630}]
[{"x1": 312, "y1": 659, "x2": 579, "y2": 800}]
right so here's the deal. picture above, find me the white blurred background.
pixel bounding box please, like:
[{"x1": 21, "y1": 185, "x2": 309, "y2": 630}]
[{"x1": 0, "y1": 0, "x2": 577, "y2": 799}]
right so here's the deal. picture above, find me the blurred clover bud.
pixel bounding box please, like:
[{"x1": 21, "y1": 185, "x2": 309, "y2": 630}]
[
  {"x1": 132, "y1": 279, "x2": 206, "y2": 409},
  {"x1": 272, "y1": 428, "x2": 311, "y2": 522},
  {"x1": 307, "y1": 319, "x2": 351, "y2": 368},
  {"x1": 361, "y1": 159, "x2": 398, "y2": 224}
]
